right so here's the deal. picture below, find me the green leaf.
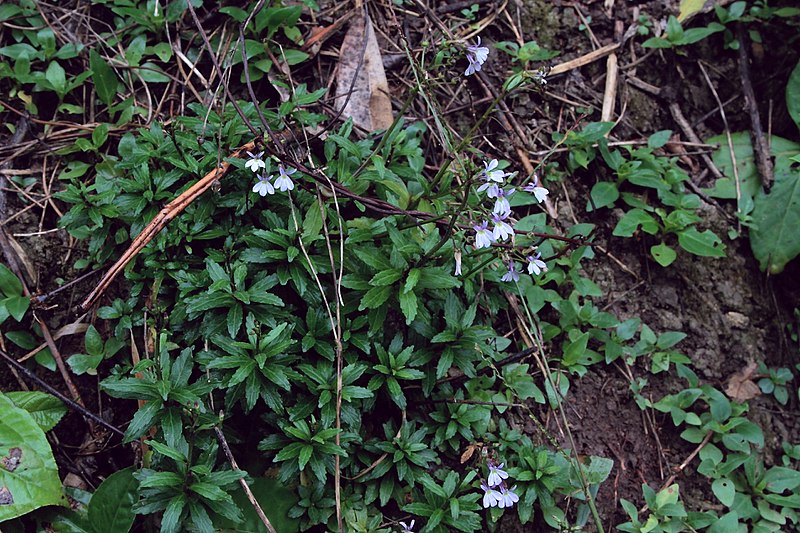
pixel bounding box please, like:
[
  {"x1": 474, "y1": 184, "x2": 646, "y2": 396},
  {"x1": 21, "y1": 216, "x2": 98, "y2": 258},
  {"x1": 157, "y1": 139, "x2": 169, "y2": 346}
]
[
  {"x1": 648, "y1": 129, "x2": 672, "y2": 149},
  {"x1": 4, "y1": 295, "x2": 29, "y2": 321},
  {"x1": 588, "y1": 181, "x2": 619, "y2": 211},
  {"x1": 398, "y1": 290, "x2": 418, "y2": 324},
  {"x1": 216, "y1": 478, "x2": 300, "y2": 532},
  {"x1": 788, "y1": 61, "x2": 800, "y2": 133},
  {"x1": 613, "y1": 209, "x2": 658, "y2": 237},
  {"x1": 358, "y1": 285, "x2": 392, "y2": 310},
  {"x1": 650, "y1": 243, "x2": 677, "y2": 267},
  {"x1": 85, "y1": 325, "x2": 104, "y2": 357},
  {"x1": 0, "y1": 263, "x2": 22, "y2": 297},
  {"x1": 369, "y1": 269, "x2": 403, "y2": 286},
  {"x1": 5, "y1": 391, "x2": 67, "y2": 432},
  {"x1": 707, "y1": 511, "x2": 739, "y2": 533},
  {"x1": 0, "y1": 392, "x2": 67, "y2": 521},
  {"x1": 678, "y1": 0, "x2": 706, "y2": 21},
  {"x1": 89, "y1": 50, "x2": 117, "y2": 106},
  {"x1": 712, "y1": 478, "x2": 735, "y2": 507},
  {"x1": 46, "y1": 61, "x2": 67, "y2": 96},
  {"x1": 67, "y1": 352, "x2": 103, "y2": 376},
  {"x1": 751, "y1": 162, "x2": 800, "y2": 273},
  {"x1": 88, "y1": 467, "x2": 137, "y2": 533},
  {"x1": 677, "y1": 228, "x2": 726, "y2": 258}
]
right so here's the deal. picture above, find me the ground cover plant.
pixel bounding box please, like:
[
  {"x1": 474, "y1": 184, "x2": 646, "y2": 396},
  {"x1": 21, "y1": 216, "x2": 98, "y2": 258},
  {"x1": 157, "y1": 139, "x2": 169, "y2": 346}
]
[{"x1": 0, "y1": 0, "x2": 799, "y2": 532}]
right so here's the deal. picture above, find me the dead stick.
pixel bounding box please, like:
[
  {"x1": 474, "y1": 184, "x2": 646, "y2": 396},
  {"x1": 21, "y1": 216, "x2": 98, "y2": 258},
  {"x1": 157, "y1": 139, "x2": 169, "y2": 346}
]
[
  {"x1": 736, "y1": 25, "x2": 773, "y2": 189},
  {"x1": 80, "y1": 141, "x2": 256, "y2": 311},
  {"x1": 213, "y1": 425, "x2": 277, "y2": 533}
]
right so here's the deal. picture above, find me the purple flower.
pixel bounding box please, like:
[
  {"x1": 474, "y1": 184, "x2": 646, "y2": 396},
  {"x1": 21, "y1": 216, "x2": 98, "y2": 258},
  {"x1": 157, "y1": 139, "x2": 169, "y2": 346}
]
[
  {"x1": 492, "y1": 213, "x2": 514, "y2": 241},
  {"x1": 252, "y1": 174, "x2": 275, "y2": 196},
  {"x1": 399, "y1": 519, "x2": 415, "y2": 532},
  {"x1": 465, "y1": 37, "x2": 490, "y2": 76},
  {"x1": 527, "y1": 254, "x2": 547, "y2": 275},
  {"x1": 245, "y1": 151, "x2": 266, "y2": 172},
  {"x1": 492, "y1": 187, "x2": 514, "y2": 216},
  {"x1": 501, "y1": 261, "x2": 520, "y2": 282},
  {"x1": 487, "y1": 462, "x2": 509, "y2": 488},
  {"x1": 477, "y1": 159, "x2": 508, "y2": 196},
  {"x1": 473, "y1": 221, "x2": 494, "y2": 249},
  {"x1": 523, "y1": 174, "x2": 549, "y2": 203},
  {"x1": 497, "y1": 486, "x2": 520, "y2": 508},
  {"x1": 272, "y1": 164, "x2": 297, "y2": 192},
  {"x1": 481, "y1": 482, "x2": 502, "y2": 508},
  {"x1": 454, "y1": 250, "x2": 462, "y2": 276}
]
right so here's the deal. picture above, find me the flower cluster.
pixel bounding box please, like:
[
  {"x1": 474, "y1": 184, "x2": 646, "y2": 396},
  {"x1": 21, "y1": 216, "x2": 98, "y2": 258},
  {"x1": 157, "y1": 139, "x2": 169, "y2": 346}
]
[
  {"x1": 480, "y1": 459, "x2": 519, "y2": 509},
  {"x1": 466, "y1": 158, "x2": 549, "y2": 282},
  {"x1": 246, "y1": 151, "x2": 298, "y2": 196}
]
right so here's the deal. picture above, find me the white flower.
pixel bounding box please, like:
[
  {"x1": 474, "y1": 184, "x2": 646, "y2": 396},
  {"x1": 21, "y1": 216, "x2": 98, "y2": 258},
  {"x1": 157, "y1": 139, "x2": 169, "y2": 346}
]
[
  {"x1": 454, "y1": 250, "x2": 462, "y2": 276},
  {"x1": 497, "y1": 486, "x2": 519, "y2": 508},
  {"x1": 473, "y1": 221, "x2": 494, "y2": 249},
  {"x1": 483, "y1": 159, "x2": 506, "y2": 183},
  {"x1": 245, "y1": 151, "x2": 266, "y2": 173},
  {"x1": 527, "y1": 254, "x2": 547, "y2": 275},
  {"x1": 252, "y1": 174, "x2": 275, "y2": 196},
  {"x1": 465, "y1": 37, "x2": 489, "y2": 76},
  {"x1": 273, "y1": 164, "x2": 297, "y2": 192},
  {"x1": 477, "y1": 182, "x2": 501, "y2": 197},
  {"x1": 481, "y1": 483, "x2": 502, "y2": 508},
  {"x1": 501, "y1": 261, "x2": 520, "y2": 282},
  {"x1": 523, "y1": 175, "x2": 549, "y2": 203},
  {"x1": 492, "y1": 213, "x2": 514, "y2": 241},
  {"x1": 492, "y1": 187, "x2": 514, "y2": 216},
  {"x1": 399, "y1": 520, "x2": 415, "y2": 532},
  {"x1": 487, "y1": 462, "x2": 509, "y2": 488}
]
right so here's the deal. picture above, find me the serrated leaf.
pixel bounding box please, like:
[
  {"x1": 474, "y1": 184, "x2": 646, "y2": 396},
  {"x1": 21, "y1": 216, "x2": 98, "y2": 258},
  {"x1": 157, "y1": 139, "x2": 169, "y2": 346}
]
[
  {"x1": 88, "y1": 467, "x2": 137, "y2": 533},
  {"x1": 0, "y1": 392, "x2": 67, "y2": 521},
  {"x1": 358, "y1": 285, "x2": 392, "y2": 310},
  {"x1": 5, "y1": 391, "x2": 67, "y2": 432},
  {"x1": 398, "y1": 291, "x2": 417, "y2": 324}
]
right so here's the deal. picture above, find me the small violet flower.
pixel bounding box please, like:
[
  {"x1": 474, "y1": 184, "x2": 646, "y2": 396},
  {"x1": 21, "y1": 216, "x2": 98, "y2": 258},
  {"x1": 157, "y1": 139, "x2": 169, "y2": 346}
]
[
  {"x1": 473, "y1": 221, "x2": 494, "y2": 249},
  {"x1": 492, "y1": 187, "x2": 514, "y2": 216},
  {"x1": 481, "y1": 482, "x2": 502, "y2": 509},
  {"x1": 527, "y1": 254, "x2": 547, "y2": 276},
  {"x1": 477, "y1": 159, "x2": 507, "y2": 196},
  {"x1": 454, "y1": 250, "x2": 462, "y2": 276},
  {"x1": 523, "y1": 175, "x2": 549, "y2": 203},
  {"x1": 501, "y1": 261, "x2": 520, "y2": 283},
  {"x1": 492, "y1": 213, "x2": 514, "y2": 242},
  {"x1": 399, "y1": 519, "x2": 415, "y2": 532},
  {"x1": 487, "y1": 462, "x2": 510, "y2": 488},
  {"x1": 245, "y1": 151, "x2": 266, "y2": 173},
  {"x1": 465, "y1": 37, "x2": 489, "y2": 76},
  {"x1": 497, "y1": 486, "x2": 520, "y2": 509},
  {"x1": 272, "y1": 164, "x2": 297, "y2": 192}
]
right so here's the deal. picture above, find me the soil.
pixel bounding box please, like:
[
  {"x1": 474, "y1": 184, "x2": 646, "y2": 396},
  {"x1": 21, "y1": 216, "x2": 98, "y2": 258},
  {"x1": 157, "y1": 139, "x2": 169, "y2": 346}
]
[{"x1": 1, "y1": 0, "x2": 799, "y2": 532}]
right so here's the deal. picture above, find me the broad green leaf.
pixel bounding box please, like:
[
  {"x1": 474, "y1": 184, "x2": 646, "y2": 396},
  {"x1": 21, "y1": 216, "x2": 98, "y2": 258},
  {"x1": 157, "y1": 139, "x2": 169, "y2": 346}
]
[
  {"x1": 0, "y1": 263, "x2": 22, "y2": 297},
  {"x1": 88, "y1": 467, "x2": 137, "y2": 533},
  {"x1": 788, "y1": 60, "x2": 800, "y2": 133},
  {"x1": 3, "y1": 295, "x2": 29, "y2": 321},
  {"x1": 358, "y1": 285, "x2": 392, "y2": 310},
  {"x1": 677, "y1": 228, "x2": 725, "y2": 257},
  {"x1": 85, "y1": 325, "x2": 104, "y2": 357},
  {"x1": 648, "y1": 129, "x2": 672, "y2": 149},
  {"x1": 46, "y1": 61, "x2": 66, "y2": 96},
  {"x1": 89, "y1": 50, "x2": 117, "y2": 106},
  {"x1": 750, "y1": 161, "x2": 800, "y2": 273},
  {"x1": 5, "y1": 391, "x2": 67, "y2": 432},
  {"x1": 712, "y1": 478, "x2": 735, "y2": 507},
  {"x1": 613, "y1": 208, "x2": 659, "y2": 237},
  {"x1": 0, "y1": 392, "x2": 67, "y2": 521},
  {"x1": 650, "y1": 243, "x2": 677, "y2": 267},
  {"x1": 215, "y1": 478, "x2": 300, "y2": 532},
  {"x1": 707, "y1": 512, "x2": 739, "y2": 533},
  {"x1": 678, "y1": 0, "x2": 705, "y2": 21},
  {"x1": 588, "y1": 181, "x2": 618, "y2": 211}
]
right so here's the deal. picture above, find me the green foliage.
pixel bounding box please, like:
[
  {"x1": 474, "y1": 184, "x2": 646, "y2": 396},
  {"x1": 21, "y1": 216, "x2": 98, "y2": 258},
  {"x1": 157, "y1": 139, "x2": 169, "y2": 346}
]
[
  {"x1": 87, "y1": 467, "x2": 137, "y2": 533},
  {"x1": 0, "y1": 263, "x2": 29, "y2": 325},
  {"x1": 0, "y1": 392, "x2": 67, "y2": 521}
]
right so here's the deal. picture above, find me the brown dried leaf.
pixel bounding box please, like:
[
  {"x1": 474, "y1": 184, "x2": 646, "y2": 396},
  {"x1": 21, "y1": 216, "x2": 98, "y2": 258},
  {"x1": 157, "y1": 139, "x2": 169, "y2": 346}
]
[
  {"x1": 725, "y1": 361, "x2": 761, "y2": 402},
  {"x1": 335, "y1": 13, "x2": 393, "y2": 132}
]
